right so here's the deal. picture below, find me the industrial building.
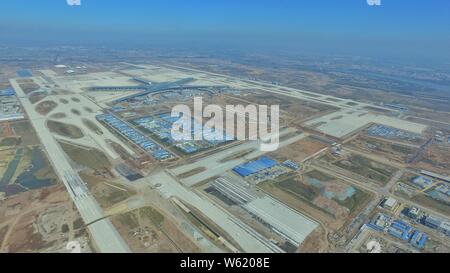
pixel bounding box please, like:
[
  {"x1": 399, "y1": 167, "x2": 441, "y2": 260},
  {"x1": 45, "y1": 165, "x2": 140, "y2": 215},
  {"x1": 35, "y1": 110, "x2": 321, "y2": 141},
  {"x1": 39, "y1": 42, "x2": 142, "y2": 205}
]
[
  {"x1": 211, "y1": 176, "x2": 256, "y2": 205},
  {"x1": 0, "y1": 90, "x2": 25, "y2": 122},
  {"x1": 96, "y1": 114, "x2": 174, "y2": 161},
  {"x1": 404, "y1": 207, "x2": 421, "y2": 220},
  {"x1": 423, "y1": 215, "x2": 443, "y2": 229},
  {"x1": 421, "y1": 215, "x2": 450, "y2": 237},
  {"x1": 210, "y1": 175, "x2": 318, "y2": 247},
  {"x1": 367, "y1": 213, "x2": 391, "y2": 232},
  {"x1": 411, "y1": 176, "x2": 433, "y2": 189},
  {"x1": 282, "y1": 160, "x2": 300, "y2": 170},
  {"x1": 233, "y1": 156, "x2": 278, "y2": 177},
  {"x1": 133, "y1": 113, "x2": 232, "y2": 155},
  {"x1": 440, "y1": 221, "x2": 450, "y2": 236},
  {"x1": 367, "y1": 124, "x2": 421, "y2": 142},
  {"x1": 381, "y1": 197, "x2": 399, "y2": 211},
  {"x1": 368, "y1": 213, "x2": 428, "y2": 249},
  {"x1": 421, "y1": 170, "x2": 450, "y2": 183},
  {"x1": 243, "y1": 197, "x2": 318, "y2": 246},
  {"x1": 0, "y1": 88, "x2": 15, "y2": 96}
]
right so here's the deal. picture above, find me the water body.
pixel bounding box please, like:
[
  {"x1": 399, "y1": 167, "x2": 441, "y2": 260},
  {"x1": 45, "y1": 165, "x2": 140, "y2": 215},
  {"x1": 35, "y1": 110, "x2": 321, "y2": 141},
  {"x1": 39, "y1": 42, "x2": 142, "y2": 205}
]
[
  {"x1": 306, "y1": 176, "x2": 356, "y2": 201},
  {"x1": 306, "y1": 177, "x2": 323, "y2": 188},
  {"x1": 0, "y1": 148, "x2": 26, "y2": 196},
  {"x1": 336, "y1": 186, "x2": 356, "y2": 201},
  {"x1": 16, "y1": 147, "x2": 54, "y2": 190},
  {"x1": 0, "y1": 148, "x2": 24, "y2": 187}
]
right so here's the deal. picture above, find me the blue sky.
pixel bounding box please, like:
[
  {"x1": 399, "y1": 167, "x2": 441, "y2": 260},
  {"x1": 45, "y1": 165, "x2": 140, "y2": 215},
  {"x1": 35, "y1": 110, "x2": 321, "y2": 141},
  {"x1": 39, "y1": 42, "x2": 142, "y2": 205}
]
[{"x1": 1, "y1": 0, "x2": 449, "y2": 61}]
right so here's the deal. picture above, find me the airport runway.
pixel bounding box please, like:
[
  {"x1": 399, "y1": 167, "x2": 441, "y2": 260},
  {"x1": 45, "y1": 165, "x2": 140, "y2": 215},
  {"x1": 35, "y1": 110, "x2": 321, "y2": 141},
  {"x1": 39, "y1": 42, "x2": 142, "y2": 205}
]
[{"x1": 11, "y1": 78, "x2": 131, "y2": 253}]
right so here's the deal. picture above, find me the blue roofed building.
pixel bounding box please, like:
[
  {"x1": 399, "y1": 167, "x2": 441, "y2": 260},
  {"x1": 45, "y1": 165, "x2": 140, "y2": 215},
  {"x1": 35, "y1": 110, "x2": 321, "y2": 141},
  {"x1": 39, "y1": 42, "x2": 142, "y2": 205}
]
[
  {"x1": 411, "y1": 176, "x2": 433, "y2": 189},
  {"x1": 423, "y1": 216, "x2": 442, "y2": 229},
  {"x1": 233, "y1": 156, "x2": 278, "y2": 177},
  {"x1": 0, "y1": 88, "x2": 15, "y2": 97},
  {"x1": 411, "y1": 232, "x2": 427, "y2": 249}
]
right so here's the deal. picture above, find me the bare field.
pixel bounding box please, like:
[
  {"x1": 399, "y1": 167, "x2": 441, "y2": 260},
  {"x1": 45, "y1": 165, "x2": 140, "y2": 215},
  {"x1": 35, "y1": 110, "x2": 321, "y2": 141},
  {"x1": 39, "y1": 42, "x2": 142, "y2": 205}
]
[
  {"x1": 80, "y1": 172, "x2": 135, "y2": 209},
  {"x1": 209, "y1": 92, "x2": 334, "y2": 126},
  {"x1": 82, "y1": 118, "x2": 103, "y2": 135},
  {"x1": 332, "y1": 154, "x2": 397, "y2": 186},
  {"x1": 0, "y1": 185, "x2": 88, "y2": 253},
  {"x1": 298, "y1": 226, "x2": 330, "y2": 253},
  {"x1": 413, "y1": 144, "x2": 450, "y2": 173},
  {"x1": 18, "y1": 82, "x2": 40, "y2": 94},
  {"x1": 412, "y1": 194, "x2": 450, "y2": 217},
  {"x1": 29, "y1": 93, "x2": 47, "y2": 104},
  {"x1": 60, "y1": 142, "x2": 111, "y2": 170},
  {"x1": 47, "y1": 120, "x2": 84, "y2": 139},
  {"x1": 36, "y1": 100, "x2": 58, "y2": 116},
  {"x1": 268, "y1": 136, "x2": 328, "y2": 163},
  {"x1": 347, "y1": 135, "x2": 417, "y2": 163},
  {"x1": 259, "y1": 180, "x2": 340, "y2": 230},
  {"x1": 11, "y1": 121, "x2": 39, "y2": 146},
  {"x1": 111, "y1": 206, "x2": 201, "y2": 253}
]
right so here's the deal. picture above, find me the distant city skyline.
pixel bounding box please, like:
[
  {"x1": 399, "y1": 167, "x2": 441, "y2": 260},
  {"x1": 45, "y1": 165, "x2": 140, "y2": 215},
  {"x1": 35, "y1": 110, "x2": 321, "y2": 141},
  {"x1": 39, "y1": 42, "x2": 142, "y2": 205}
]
[{"x1": 1, "y1": 0, "x2": 449, "y2": 62}]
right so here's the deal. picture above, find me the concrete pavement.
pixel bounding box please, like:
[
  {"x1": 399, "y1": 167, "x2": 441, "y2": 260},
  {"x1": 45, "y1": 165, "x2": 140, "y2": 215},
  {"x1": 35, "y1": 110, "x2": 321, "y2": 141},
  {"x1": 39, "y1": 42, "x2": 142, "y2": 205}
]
[{"x1": 11, "y1": 78, "x2": 130, "y2": 253}]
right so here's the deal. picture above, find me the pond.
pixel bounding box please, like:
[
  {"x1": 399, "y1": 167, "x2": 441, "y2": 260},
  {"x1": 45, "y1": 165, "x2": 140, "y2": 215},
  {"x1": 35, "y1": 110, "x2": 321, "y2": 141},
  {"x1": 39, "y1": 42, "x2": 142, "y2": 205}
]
[{"x1": 16, "y1": 147, "x2": 55, "y2": 190}]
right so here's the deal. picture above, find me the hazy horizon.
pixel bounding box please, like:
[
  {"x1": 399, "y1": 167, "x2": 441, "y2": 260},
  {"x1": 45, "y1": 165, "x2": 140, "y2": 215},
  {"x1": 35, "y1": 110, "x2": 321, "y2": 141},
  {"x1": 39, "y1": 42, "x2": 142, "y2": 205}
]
[{"x1": 1, "y1": 0, "x2": 449, "y2": 63}]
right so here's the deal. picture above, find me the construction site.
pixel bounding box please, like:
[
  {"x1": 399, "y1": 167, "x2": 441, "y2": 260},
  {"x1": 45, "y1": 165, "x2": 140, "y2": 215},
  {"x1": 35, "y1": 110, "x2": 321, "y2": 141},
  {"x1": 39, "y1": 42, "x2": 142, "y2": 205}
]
[{"x1": 0, "y1": 62, "x2": 448, "y2": 254}]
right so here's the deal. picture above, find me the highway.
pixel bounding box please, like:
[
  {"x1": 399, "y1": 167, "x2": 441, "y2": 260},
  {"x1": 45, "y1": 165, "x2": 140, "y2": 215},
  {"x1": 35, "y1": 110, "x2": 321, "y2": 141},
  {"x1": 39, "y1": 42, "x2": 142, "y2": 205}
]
[{"x1": 11, "y1": 78, "x2": 131, "y2": 253}]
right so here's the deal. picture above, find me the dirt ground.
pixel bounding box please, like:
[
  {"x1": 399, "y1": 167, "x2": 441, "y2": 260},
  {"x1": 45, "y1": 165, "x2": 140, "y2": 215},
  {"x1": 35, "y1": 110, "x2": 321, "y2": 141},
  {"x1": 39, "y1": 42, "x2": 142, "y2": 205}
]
[
  {"x1": 80, "y1": 172, "x2": 135, "y2": 209},
  {"x1": 82, "y1": 118, "x2": 103, "y2": 135},
  {"x1": 348, "y1": 135, "x2": 417, "y2": 164},
  {"x1": 60, "y1": 142, "x2": 111, "y2": 170},
  {"x1": 10, "y1": 121, "x2": 40, "y2": 146},
  {"x1": 18, "y1": 82, "x2": 40, "y2": 94},
  {"x1": 259, "y1": 181, "x2": 342, "y2": 231},
  {"x1": 47, "y1": 120, "x2": 84, "y2": 139},
  {"x1": 413, "y1": 144, "x2": 450, "y2": 174},
  {"x1": 333, "y1": 154, "x2": 398, "y2": 186},
  {"x1": 298, "y1": 226, "x2": 331, "y2": 253},
  {"x1": 268, "y1": 136, "x2": 328, "y2": 163},
  {"x1": 35, "y1": 100, "x2": 58, "y2": 116},
  {"x1": 0, "y1": 184, "x2": 90, "y2": 253},
  {"x1": 111, "y1": 206, "x2": 201, "y2": 253},
  {"x1": 29, "y1": 93, "x2": 47, "y2": 104},
  {"x1": 208, "y1": 92, "x2": 333, "y2": 127}
]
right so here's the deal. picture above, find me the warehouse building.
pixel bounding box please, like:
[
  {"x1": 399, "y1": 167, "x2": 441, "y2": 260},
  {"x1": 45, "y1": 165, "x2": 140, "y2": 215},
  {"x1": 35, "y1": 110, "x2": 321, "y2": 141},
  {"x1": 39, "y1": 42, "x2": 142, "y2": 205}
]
[
  {"x1": 243, "y1": 197, "x2": 318, "y2": 246},
  {"x1": 421, "y1": 170, "x2": 450, "y2": 183},
  {"x1": 211, "y1": 175, "x2": 318, "y2": 246},
  {"x1": 233, "y1": 156, "x2": 278, "y2": 177}
]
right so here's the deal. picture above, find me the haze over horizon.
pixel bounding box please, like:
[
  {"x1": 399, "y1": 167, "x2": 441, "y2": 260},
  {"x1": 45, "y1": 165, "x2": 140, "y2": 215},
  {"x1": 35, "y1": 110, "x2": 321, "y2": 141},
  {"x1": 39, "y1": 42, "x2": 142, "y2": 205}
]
[{"x1": 1, "y1": 0, "x2": 449, "y2": 63}]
